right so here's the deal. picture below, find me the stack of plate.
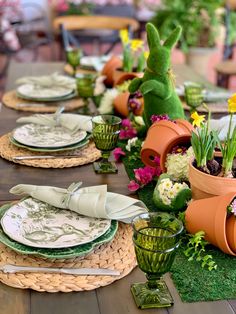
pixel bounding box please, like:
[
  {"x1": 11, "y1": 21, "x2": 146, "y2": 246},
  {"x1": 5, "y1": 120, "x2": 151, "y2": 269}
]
[
  {"x1": 16, "y1": 80, "x2": 76, "y2": 103},
  {"x1": 10, "y1": 123, "x2": 90, "y2": 153},
  {"x1": 0, "y1": 198, "x2": 118, "y2": 259}
]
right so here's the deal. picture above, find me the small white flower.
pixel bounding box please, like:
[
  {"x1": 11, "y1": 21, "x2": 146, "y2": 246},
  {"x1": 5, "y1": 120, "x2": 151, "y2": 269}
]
[
  {"x1": 134, "y1": 116, "x2": 145, "y2": 126},
  {"x1": 126, "y1": 137, "x2": 138, "y2": 151},
  {"x1": 161, "y1": 196, "x2": 171, "y2": 205},
  {"x1": 161, "y1": 179, "x2": 173, "y2": 190},
  {"x1": 98, "y1": 89, "x2": 119, "y2": 114},
  {"x1": 94, "y1": 76, "x2": 106, "y2": 96},
  {"x1": 167, "y1": 189, "x2": 177, "y2": 199}
]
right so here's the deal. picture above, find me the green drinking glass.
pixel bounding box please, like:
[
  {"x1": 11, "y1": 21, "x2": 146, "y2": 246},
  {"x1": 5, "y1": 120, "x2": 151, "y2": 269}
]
[
  {"x1": 131, "y1": 212, "x2": 183, "y2": 309},
  {"x1": 92, "y1": 115, "x2": 121, "y2": 174},
  {"x1": 77, "y1": 74, "x2": 96, "y2": 115},
  {"x1": 66, "y1": 47, "x2": 83, "y2": 77},
  {"x1": 184, "y1": 82, "x2": 204, "y2": 112}
]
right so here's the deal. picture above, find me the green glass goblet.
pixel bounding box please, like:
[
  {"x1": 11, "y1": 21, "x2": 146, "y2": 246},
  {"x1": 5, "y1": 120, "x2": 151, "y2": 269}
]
[
  {"x1": 77, "y1": 74, "x2": 96, "y2": 115},
  {"x1": 184, "y1": 82, "x2": 204, "y2": 113},
  {"x1": 92, "y1": 115, "x2": 121, "y2": 174},
  {"x1": 66, "y1": 46, "x2": 83, "y2": 77},
  {"x1": 131, "y1": 212, "x2": 183, "y2": 309}
]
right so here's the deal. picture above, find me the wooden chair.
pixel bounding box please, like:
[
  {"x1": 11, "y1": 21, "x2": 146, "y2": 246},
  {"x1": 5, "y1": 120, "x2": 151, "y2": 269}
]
[
  {"x1": 215, "y1": 2, "x2": 236, "y2": 88},
  {"x1": 53, "y1": 15, "x2": 140, "y2": 56}
]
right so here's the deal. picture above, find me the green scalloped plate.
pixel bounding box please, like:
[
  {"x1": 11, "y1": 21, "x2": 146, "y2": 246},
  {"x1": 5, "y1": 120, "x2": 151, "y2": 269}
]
[
  {"x1": 9, "y1": 135, "x2": 91, "y2": 152},
  {"x1": 0, "y1": 202, "x2": 118, "y2": 259}
]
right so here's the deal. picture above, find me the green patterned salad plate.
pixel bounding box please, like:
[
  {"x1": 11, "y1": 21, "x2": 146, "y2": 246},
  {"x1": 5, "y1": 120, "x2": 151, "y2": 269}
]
[
  {"x1": 0, "y1": 201, "x2": 118, "y2": 259},
  {"x1": 9, "y1": 135, "x2": 90, "y2": 152}
]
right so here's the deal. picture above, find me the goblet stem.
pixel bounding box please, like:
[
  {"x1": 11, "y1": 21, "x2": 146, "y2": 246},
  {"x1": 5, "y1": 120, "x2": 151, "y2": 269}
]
[
  {"x1": 146, "y1": 274, "x2": 161, "y2": 290},
  {"x1": 101, "y1": 150, "x2": 110, "y2": 163},
  {"x1": 73, "y1": 66, "x2": 77, "y2": 78},
  {"x1": 82, "y1": 98, "x2": 90, "y2": 115}
]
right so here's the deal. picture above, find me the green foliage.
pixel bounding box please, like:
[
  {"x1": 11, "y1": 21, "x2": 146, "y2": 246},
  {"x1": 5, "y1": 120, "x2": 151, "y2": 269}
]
[
  {"x1": 184, "y1": 231, "x2": 217, "y2": 271},
  {"x1": 191, "y1": 117, "x2": 216, "y2": 168},
  {"x1": 151, "y1": 0, "x2": 224, "y2": 53}
]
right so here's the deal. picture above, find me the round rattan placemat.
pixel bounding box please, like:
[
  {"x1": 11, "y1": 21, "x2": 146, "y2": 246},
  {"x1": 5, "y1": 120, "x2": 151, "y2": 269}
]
[
  {"x1": 0, "y1": 223, "x2": 136, "y2": 292},
  {"x1": 0, "y1": 134, "x2": 101, "y2": 168},
  {"x1": 2, "y1": 90, "x2": 84, "y2": 113}
]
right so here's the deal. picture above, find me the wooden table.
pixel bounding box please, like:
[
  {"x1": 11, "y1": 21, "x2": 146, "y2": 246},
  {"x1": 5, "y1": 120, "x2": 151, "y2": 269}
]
[{"x1": 0, "y1": 62, "x2": 235, "y2": 314}]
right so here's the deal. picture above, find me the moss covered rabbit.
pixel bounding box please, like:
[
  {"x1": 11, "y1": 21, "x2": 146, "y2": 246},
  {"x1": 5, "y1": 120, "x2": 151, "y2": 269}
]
[{"x1": 129, "y1": 23, "x2": 185, "y2": 127}]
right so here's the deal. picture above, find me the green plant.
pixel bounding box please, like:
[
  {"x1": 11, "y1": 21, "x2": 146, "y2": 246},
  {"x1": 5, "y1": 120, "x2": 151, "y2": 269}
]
[
  {"x1": 191, "y1": 111, "x2": 216, "y2": 171},
  {"x1": 184, "y1": 231, "x2": 217, "y2": 271},
  {"x1": 151, "y1": 0, "x2": 224, "y2": 53}
]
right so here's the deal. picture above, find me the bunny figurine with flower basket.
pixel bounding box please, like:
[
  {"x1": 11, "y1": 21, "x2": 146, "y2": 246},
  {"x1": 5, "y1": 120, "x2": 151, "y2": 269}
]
[{"x1": 129, "y1": 23, "x2": 185, "y2": 127}]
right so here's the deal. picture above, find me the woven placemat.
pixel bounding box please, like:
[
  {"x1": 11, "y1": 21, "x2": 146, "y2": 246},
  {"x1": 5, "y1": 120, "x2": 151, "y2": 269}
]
[
  {"x1": 0, "y1": 223, "x2": 136, "y2": 292},
  {"x1": 2, "y1": 90, "x2": 84, "y2": 113},
  {"x1": 0, "y1": 133, "x2": 101, "y2": 168}
]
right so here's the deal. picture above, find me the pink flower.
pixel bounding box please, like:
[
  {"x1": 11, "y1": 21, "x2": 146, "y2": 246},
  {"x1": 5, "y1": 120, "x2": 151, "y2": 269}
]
[
  {"x1": 128, "y1": 180, "x2": 140, "y2": 192},
  {"x1": 119, "y1": 127, "x2": 137, "y2": 140},
  {"x1": 134, "y1": 166, "x2": 155, "y2": 185},
  {"x1": 153, "y1": 156, "x2": 160, "y2": 165},
  {"x1": 150, "y1": 114, "x2": 171, "y2": 124},
  {"x1": 113, "y1": 147, "x2": 126, "y2": 162},
  {"x1": 231, "y1": 199, "x2": 236, "y2": 216},
  {"x1": 121, "y1": 118, "x2": 132, "y2": 128}
]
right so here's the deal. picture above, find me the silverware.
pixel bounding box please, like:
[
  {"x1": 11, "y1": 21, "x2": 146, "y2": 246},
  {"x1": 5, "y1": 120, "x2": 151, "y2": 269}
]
[
  {"x1": 16, "y1": 103, "x2": 48, "y2": 108},
  {"x1": 0, "y1": 264, "x2": 120, "y2": 276},
  {"x1": 13, "y1": 154, "x2": 83, "y2": 160}
]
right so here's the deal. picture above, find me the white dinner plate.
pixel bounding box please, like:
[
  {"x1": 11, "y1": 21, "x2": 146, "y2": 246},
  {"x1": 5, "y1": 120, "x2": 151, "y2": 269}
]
[{"x1": 13, "y1": 123, "x2": 87, "y2": 148}]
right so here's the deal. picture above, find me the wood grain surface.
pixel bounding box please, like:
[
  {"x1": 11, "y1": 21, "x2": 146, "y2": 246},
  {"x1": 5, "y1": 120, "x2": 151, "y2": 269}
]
[{"x1": 0, "y1": 61, "x2": 234, "y2": 314}]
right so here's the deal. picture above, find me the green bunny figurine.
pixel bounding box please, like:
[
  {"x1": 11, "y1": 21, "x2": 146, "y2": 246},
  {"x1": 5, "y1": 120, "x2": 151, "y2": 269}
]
[{"x1": 129, "y1": 23, "x2": 185, "y2": 127}]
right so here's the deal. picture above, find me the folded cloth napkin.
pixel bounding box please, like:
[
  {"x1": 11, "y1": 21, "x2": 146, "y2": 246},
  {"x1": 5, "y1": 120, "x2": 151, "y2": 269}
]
[
  {"x1": 16, "y1": 73, "x2": 76, "y2": 90},
  {"x1": 17, "y1": 113, "x2": 92, "y2": 133},
  {"x1": 209, "y1": 115, "x2": 236, "y2": 141},
  {"x1": 10, "y1": 183, "x2": 148, "y2": 223}
]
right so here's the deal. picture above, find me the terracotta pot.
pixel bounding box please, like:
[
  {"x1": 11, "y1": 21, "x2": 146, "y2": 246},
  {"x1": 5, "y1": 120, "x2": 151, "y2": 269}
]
[
  {"x1": 113, "y1": 70, "x2": 143, "y2": 86},
  {"x1": 226, "y1": 215, "x2": 236, "y2": 253},
  {"x1": 185, "y1": 192, "x2": 236, "y2": 256},
  {"x1": 141, "y1": 119, "x2": 194, "y2": 171},
  {"x1": 113, "y1": 92, "x2": 130, "y2": 117},
  {"x1": 189, "y1": 162, "x2": 236, "y2": 200},
  {"x1": 113, "y1": 92, "x2": 144, "y2": 117},
  {"x1": 227, "y1": 0, "x2": 236, "y2": 9},
  {"x1": 101, "y1": 56, "x2": 122, "y2": 87}
]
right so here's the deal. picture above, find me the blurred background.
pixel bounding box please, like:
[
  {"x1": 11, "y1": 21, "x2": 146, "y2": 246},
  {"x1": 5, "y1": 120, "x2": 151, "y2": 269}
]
[{"x1": 1, "y1": 0, "x2": 236, "y2": 94}]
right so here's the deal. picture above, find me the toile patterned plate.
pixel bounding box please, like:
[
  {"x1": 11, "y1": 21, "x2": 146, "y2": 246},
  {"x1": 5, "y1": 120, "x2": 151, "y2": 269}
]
[
  {"x1": 13, "y1": 124, "x2": 87, "y2": 148},
  {"x1": 1, "y1": 198, "x2": 111, "y2": 249},
  {"x1": 17, "y1": 84, "x2": 74, "y2": 101},
  {"x1": 9, "y1": 135, "x2": 90, "y2": 152},
  {"x1": 0, "y1": 202, "x2": 118, "y2": 259}
]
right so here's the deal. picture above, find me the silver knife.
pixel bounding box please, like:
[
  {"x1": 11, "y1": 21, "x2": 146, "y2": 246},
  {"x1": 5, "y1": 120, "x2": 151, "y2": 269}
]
[
  {"x1": 0, "y1": 264, "x2": 120, "y2": 276},
  {"x1": 13, "y1": 155, "x2": 83, "y2": 160}
]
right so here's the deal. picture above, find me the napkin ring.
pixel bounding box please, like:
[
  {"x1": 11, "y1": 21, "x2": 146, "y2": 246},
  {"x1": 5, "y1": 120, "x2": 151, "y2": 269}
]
[{"x1": 62, "y1": 182, "x2": 82, "y2": 207}]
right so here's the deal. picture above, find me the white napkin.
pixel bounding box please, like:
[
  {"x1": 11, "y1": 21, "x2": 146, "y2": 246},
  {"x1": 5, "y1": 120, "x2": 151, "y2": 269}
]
[
  {"x1": 16, "y1": 113, "x2": 92, "y2": 133},
  {"x1": 16, "y1": 73, "x2": 76, "y2": 90},
  {"x1": 209, "y1": 115, "x2": 236, "y2": 141},
  {"x1": 10, "y1": 183, "x2": 148, "y2": 223}
]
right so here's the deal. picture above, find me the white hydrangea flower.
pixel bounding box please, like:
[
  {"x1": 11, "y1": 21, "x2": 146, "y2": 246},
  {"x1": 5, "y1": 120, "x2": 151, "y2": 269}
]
[
  {"x1": 126, "y1": 137, "x2": 138, "y2": 152},
  {"x1": 165, "y1": 146, "x2": 195, "y2": 181},
  {"x1": 98, "y1": 89, "x2": 119, "y2": 114}
]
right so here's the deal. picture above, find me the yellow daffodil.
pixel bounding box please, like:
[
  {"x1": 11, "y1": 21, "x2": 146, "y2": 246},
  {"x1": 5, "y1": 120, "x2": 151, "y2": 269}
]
[
  {"x1": 119, "y1": 29, "x2": 129, "y2": 45},
  {"x1": 130, "y1": 39, "x2": 143, "y2": 52},
  {"x1": 228, "y1": 93, "x2": 236, "y2": 113},
  {"x1": 144, "y1": 51, "x2": 149, "y2": 60},
  {"x1": 191, "y1": 111, "x2": 205, "y2": 127}
]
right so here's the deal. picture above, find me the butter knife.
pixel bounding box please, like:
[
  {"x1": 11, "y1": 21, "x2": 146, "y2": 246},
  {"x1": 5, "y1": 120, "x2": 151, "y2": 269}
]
[
  {"x1": 13, "y1": 155, "x2": 83, "y2": 160},
  {"x1": 0, "y1": 264, "x2": 120, "y2": 276}
]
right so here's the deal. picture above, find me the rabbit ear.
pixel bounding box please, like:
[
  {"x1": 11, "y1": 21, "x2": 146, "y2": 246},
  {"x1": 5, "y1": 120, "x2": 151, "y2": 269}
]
[
  {"x1": 146, "y1": 23, "x2": 161, "y2": 49},
  {"x1": 163, "y1": 25, "x2": 182, "y2": 49}
]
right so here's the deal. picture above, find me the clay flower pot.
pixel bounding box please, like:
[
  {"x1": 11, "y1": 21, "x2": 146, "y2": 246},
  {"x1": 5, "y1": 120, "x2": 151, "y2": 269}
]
[
  {"x1": 226, "y1": 215, "x2": 236, "y2": 253},
  {"x1": 189, "y1": 162, "x2": 236, "y2": 200},
  {"x1": 113, "y1": 92, "x2": 144, "y2": 117},
  {"x1": 113, "y1": 70, "x2": 143, "y2": 87},
  {"x1": 101, "y1": 56, "x2": 122, "y2": 87},
  {"x1": 113, "y1": 92, "x2": 130, "y2": 117},
  {"x1": 141, "y1": 119, "x2": 194, "y2": 171},
  {"x1": 186, "y1": 192, "x2": 236, "y2": 256}
]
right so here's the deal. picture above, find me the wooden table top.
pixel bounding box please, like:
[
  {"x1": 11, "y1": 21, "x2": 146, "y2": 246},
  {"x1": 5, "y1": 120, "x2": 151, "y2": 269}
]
[{"x1": 0, "y1": 61, "x2": 235, "y2": 314}]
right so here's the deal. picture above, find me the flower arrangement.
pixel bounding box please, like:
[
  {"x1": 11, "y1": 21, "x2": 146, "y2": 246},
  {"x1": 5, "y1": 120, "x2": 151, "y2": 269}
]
[
  {"x1": 191, "y1": 93, "x2": 236, "y2": 178},
  {"x1": 119, "y1": 29, "x2": 148, "y2": 73},
  {"x1": 119, "y1": 118, "x2": 137, "y2": 140},
  {"x1": 165, "y1": 146, "x2": 194, "y2": 181},
  {"x1": 153, "y1": 174, "x2": 192, "y2": 212}
]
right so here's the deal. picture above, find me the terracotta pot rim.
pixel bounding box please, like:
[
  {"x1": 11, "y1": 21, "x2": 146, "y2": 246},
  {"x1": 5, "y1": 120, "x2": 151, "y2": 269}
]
[{"x1": 149, "y1": 120, "x2": 187, "y2": 135}]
